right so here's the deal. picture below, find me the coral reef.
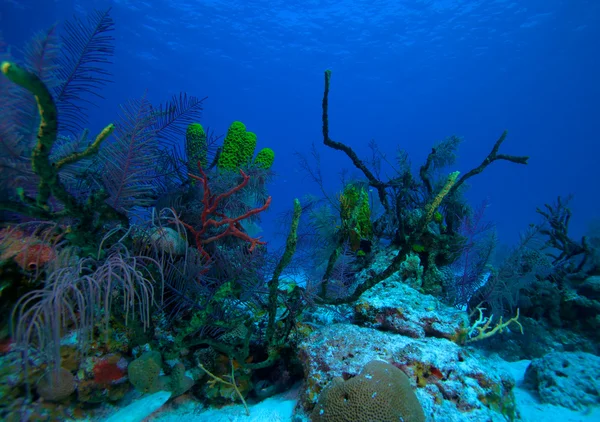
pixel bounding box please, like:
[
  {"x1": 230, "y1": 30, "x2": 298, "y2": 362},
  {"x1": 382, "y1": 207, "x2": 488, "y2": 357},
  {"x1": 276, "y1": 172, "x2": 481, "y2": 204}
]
[{"x1": 0, "y1": 9, "x2": 597, "y2": 422}]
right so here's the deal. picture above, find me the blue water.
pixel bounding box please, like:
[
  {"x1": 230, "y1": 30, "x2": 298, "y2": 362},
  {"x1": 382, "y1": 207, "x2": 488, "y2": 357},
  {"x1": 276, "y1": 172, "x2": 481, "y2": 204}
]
[{"x1": 2, "y1": 0, "x2": 599, "y2": 244}]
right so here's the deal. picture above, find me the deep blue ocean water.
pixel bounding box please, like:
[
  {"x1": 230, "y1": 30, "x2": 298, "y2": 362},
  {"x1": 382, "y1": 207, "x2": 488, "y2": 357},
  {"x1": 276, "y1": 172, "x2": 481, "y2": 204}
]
[{"x1": 2, "y1": 0, "x2": 599, "y2": 248}]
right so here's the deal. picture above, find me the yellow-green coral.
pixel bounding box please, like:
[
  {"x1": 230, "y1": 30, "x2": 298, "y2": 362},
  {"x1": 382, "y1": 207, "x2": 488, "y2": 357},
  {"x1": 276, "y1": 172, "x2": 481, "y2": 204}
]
[
  {"x1": 217, "y1": 121, "x2": 275, "y2": 171},
  {"x1": 218, "y1": 122, "x2": 259, "y2": 170},
  {"x1": 239, "y1": 131, "x2": 257, "y2": 165},
  {"x1": 218, "y1": 121, "x2": 248, "y2": 171},
  {"x1": 423, "y1": 170, "x2": 460, "y2": 229},
  {"x1": 186, "y1": 123, "x2": 208, "y2": 173},
  {"x1": 254, "y1": 147, "x2": 275, "y2": 170}
]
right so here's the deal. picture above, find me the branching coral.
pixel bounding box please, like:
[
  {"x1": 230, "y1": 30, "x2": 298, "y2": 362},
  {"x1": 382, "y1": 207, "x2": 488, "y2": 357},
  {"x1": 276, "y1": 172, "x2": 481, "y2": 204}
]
[
  {"x1": 199, "y1": 361, "x2": 250, "y2": 416},
  {"x1": 537, "y1": 195, "x2": 593, "y2": 273},
  {"x1": 463, "y1": 307, "x2": 523, "y2": 344},
  {"x1": 177, "y1": 163, "x2": 272, "y2": 263}
]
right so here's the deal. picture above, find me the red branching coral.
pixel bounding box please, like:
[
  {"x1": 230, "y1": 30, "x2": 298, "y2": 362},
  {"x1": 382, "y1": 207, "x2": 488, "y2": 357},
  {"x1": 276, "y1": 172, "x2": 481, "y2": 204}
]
[{"x1": 178, "y1": 163, "x2": 272, "y2": 262}]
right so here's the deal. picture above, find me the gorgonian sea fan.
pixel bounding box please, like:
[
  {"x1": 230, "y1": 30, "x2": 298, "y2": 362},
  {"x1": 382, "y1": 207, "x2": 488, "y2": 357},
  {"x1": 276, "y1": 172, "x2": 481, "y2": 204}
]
[
  {"x1": 450, "y1": 199, "x2": 496, "y2": 308},
  {"x1": 100, "y1": 95, "x2": 162, "y2": 213},
  {"x1": 99, "y1": 92, "x2": 207, "y2": 214},
  {"x1": 53, "y1": 8, "x2": 115, "y2": 135}
]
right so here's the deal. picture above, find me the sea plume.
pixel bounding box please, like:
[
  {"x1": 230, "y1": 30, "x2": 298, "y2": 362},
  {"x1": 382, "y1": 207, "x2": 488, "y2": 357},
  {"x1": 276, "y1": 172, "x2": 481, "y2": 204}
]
[
  {"x1": 98, "y1": 93, "x2": 206, "y2": 214},
  {"x1": 11, "y1": 243, "x2": 161, "y2": 376},
  {"x1": 53, "y1": 8, "x2": 115, "y2": 135},
  {"x1": 100, "y1": 95, "x2": 162, "y2": 213}
]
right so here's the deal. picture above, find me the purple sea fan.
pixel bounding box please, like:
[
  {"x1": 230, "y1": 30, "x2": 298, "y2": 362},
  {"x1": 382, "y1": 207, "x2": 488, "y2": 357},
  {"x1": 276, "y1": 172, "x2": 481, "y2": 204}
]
[
  {"x1": 449, "y1": 199, "x2": 496, "y2": 308},
  {"x1": 325, "y1": 242, "x2": 359, "y2": 300},
  {"x1": 99, "y1": 95, "x2": 162, "y2": 213}
]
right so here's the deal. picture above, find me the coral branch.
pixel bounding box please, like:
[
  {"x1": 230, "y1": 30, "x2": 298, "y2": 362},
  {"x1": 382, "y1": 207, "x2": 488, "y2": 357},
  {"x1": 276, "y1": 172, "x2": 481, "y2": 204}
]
[
  {"x1": 449, "y1": 130, "x2": 529, "y2": 196},
  {"x1": 0, "y1": 61, "x2": 122, "y2": 228},
  {"x1": 322, "y1": 70, "x2": 390, "y2": 212},
  {"x1": 465, "y1": 307, "x2": 523, "y2": 343},
  {"x1": 55, "y1": 123, "x2": 115, "y2": 169},
  {"x1": 537, "y1": 196, "x2": 591, "y2": 270},
  {"x1": 267, "y1": 198, "x2": 301, "y2": 343},
  {"x1": 423, "y1": 170, "x2": 460, "y2": 229},
  {"x1": 198, "y1": 361, "x2": 249, "y2": 416},
  {"x1": 184, "y1": 163, "x2": 271, "y2": 261}
]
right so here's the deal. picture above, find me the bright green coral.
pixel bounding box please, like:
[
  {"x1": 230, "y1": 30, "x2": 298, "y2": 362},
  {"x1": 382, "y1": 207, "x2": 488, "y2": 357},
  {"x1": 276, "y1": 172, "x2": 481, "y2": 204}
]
[
  {"x1": 239, "y1": 131, "x2": 257, "y2": 165},
  {"x1": 254, "y1": 147, "x2": 275, "y2": 170},
  {"x1": 185, "y1": 123, "x2": 208, "y2": 174},
  {"x1": 217, "y1": 121, "x2": 275, "y2": 171},
  {"x1": 218, "y1": 121, "x2": 249, "y2": 171}
]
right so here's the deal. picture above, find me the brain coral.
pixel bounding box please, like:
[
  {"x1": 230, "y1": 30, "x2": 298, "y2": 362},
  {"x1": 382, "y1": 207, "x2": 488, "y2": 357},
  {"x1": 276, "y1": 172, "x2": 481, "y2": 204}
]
[
  {"x1": 36, "y1": 368, "x2": 77, "y2": 401},
  {"x1": 311, "y1": 360, "x2": 425, "y2": 422}
]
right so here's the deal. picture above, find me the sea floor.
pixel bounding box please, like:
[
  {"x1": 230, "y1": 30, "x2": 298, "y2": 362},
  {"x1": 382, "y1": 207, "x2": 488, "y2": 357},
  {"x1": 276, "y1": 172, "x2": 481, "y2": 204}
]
[{"x1": 99, "y1": 359, "x2": 599, "y2": 422}]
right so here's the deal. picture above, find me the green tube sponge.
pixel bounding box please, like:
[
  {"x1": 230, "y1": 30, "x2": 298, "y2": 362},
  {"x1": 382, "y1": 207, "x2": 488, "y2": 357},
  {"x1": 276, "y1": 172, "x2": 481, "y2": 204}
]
[
  {"x1": 218, "y1": 121, "x2": 247, "y2": 171},
  {"x1": 239, "y1": 131, "x2": 257, "y2": 165},
  {"x1": 185, "y1": 123, "x2": 208, "y2": 174},
  {"x1": 254, "y1": 147, "x2": 275, "y2": 170}
]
